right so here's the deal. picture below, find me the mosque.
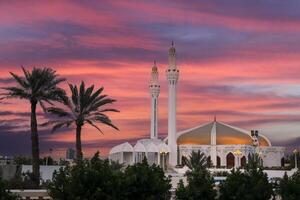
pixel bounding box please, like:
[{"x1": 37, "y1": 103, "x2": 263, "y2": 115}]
[{"x1": 109, "y1": 43, "x2": 285, "y2": 169}]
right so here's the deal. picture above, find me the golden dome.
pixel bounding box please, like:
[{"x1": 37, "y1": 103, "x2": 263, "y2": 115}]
[{"x1": 177, "y1": 121, "x2": 271, "y2": 147}]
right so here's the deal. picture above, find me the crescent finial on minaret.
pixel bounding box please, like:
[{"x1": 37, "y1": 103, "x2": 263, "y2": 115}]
[{"x1": 168, "y1": 42, "x2": 176, "y2": 68}]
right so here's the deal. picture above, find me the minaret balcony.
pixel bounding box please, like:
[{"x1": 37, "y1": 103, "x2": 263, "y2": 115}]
[{"x1": 166, "y1": 69, "x2": 179, "y2": 83}]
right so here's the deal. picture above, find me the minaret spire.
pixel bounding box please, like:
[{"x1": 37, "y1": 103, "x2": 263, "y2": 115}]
[
  {"x1": 166, "y1": 42, "x2": 179, "y2": 166},
  {"x1": 149, "y1": 60, "x2": 160, "y2": 139}
]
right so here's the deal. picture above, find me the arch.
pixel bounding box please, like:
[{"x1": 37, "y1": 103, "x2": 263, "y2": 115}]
[
  {"x1": 207, "y1": 156, "x2": 211, "y2": 168},
  {"x1": 110, "y1": 142, "x2": 133, "y2": 154},
  {"x1": 281, "y1": 157, "x2": 285, "y2": 167},
  {"x1": 217, "y1": 156, "x2": 221, "y2": 168},
  {"x1": 133, "y1": 142, "x2": 146, "y2": 152},
  {"x1": 241, "y1": 156, "x2": 246, "y2": 168},
  {"x1": 145, "y1": 142, "x2": 159, "y2": 153},
  {"x1": 226, "y1": 152, "x2": 235, "y2": 168}
]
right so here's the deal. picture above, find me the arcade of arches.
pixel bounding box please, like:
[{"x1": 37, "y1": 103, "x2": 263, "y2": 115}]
[{"x1": 185, "y1": 153, "x2": 249, "y2": 169}]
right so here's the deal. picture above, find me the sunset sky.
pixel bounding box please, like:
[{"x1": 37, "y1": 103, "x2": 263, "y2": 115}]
[{"x1": 1, "y1": 0, "x2": 300, "y2": 158}]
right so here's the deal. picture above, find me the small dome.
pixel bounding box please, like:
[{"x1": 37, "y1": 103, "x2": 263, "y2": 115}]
[{"x1": 177, "y1": 121, "x2": 271, "y2": 147}]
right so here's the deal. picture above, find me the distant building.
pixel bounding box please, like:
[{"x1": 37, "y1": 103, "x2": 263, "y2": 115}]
[
  {"x1": 0, "y1": 155, "x2": 13, "y2": 165},
  {"x1": 66, "y1": 148, "x2": 75, "y2": 160}
]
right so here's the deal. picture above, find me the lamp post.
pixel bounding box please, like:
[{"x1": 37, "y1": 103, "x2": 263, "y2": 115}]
[
  {"x1": 293, "y1": 149, "x2": 298, "y2": 169},
  {"x1": 233, "y1": 149, "x2": 242, "y2": 168}
]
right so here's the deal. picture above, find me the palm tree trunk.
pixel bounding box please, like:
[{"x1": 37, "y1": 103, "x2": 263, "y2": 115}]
[
  {"x1": 30, "y1": 100, "x2": 40, "y2": 187},
  {"x1": 76, "y1": 124, "x2": 83, "y2": 161}
]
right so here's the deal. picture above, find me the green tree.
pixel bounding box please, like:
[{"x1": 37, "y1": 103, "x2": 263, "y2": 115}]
[
  {"x1": 175, "y1": 180, "x2": 189, "y2": 200},
  {"x1": 48, "y1": 153, "x2": 171, "y2": 200},
  {"x1": 44, "y1": 82, "x2": 119, "y2": 161},
  {"x1": 48, "y1": 152, "x2": 123, "y2": 200},
  {"x1": 0, "y1": 178, "x2": 18, "y2": 200},
  {"x1": 219, "y1": 153, "x2": 273, "y2": 200},
  {"x1": 176, "y1": 151, "x2": 216, "y2": 200},
  {"x1": 1, "y1": 67, "x2": 66, "y2": 186},
  {"x1": 278, "y1": 171, "x2": 300, "y2": 200},
  {"x1": 122, "y1": 158, "x2": 172, "y2": 200}
]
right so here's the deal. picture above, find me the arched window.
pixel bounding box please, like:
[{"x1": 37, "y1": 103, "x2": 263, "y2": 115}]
[
  {"x1": 226, "y1": 152, "x2": 235, "y2": 168},
  {"x1": 217, "y1": 156, "x2": 221, "y2": 168},
  {"x1": 181, "y1": 156, "x2": 187, "y2": 166},
  {"x1": 207, "y1": 156, "x2": 211, "y2": 167},
  {"x1": 281, "y1": 157, "x2": 285, "y2": 167},
  {"x1": 241, "y1": 156, "x2": 246, "y2": 168}
]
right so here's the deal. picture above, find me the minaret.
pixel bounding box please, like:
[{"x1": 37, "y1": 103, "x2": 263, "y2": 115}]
[
  {"x1": 149, "y1": 61, "x2": 160, "y2": 139},
  {"x1": 166, "y1": 42, "x2": 179, "y2": 166},
  {"x1": 210, "y1": 117, "x2": 217, "y2": 166}
]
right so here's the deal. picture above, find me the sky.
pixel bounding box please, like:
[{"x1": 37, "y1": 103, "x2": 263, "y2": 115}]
[{"x1": 0, "y1": 0, "x2": 300, "y2": 158}]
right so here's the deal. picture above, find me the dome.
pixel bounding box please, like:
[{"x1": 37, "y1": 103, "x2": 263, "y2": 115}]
[
  {"x1": 177, "y1": 121, "x2": 271, "y2": 147},
  {"x1": 110, "y1": 142, "x2": 133, "y2": 154}
]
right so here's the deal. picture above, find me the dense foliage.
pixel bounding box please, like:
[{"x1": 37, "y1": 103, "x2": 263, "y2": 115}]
[
  {"x1": 176, "y1": 150, "x2": 216, "y2": 200},
  {"x1": 0, "y1": 178, "x2": 17, "y2": 200},
  {"x1": 48, "y1": 152, "x2": 171, "y2": 200},
  {"x1": 278, "y1": 170, "x2": 300, "y2": 200},
  {"x1": 122, "y1": 158, "x2": 172, "y2": 200},
  {"x1": 219, "y1": 154, "x2": 273, "y2": 200}
]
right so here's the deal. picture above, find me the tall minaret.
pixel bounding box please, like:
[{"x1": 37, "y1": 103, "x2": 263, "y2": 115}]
[
  {"x1": 166, "y1": 42, "x2": 179, "y2": 166},
  {"x1": 149, "y1": 61, "x2": 160, "y2": 139}
]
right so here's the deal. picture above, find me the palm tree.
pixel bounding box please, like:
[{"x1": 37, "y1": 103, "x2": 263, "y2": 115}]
[
  {"x1": 44, "y1": 81, "x2": 119, "y2": 161},
  {"x1": 1, "y1": 67, "x2": 66, "y2": 186},
  {"x1": 182, "y1": 150, "x2": 210, "y2": 171}
]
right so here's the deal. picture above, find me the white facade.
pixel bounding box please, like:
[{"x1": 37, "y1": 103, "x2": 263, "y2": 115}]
[
  {"x1": 108, "y1": 43, "x2": 285, "y2": 169},
  {"x1": 109, "y1": 139, "x2": 170, "y2": 169}
]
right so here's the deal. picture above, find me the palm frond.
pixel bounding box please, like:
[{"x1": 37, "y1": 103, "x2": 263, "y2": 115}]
[
  {"x1": 98, "y1": 109, "x2": 120, "y2": 113},
  {"x1": 2, "y1": 66, "x2": 66, "y2": 106},
  {"x1": 93, "y1": 116, "x2": 119, "y2": 131},
  {"x1": 1, "y1": 86, "x2": 30, "y2": 99},
  {"x1": 183, "y1": 150, "x2": 208, "y2": 170},
  {"x1": 89, "y1": 98, "x2": 116, "y2": 112},
  {"x1": 85, "y1": 119, "x2": 104, "y2": 134},
  {"x1": 9, "y1": 72, "x2": 28, "y2": 88},
  {"x1": 41, "y1": 120, "x2": 74, "y2": 133},
  {"x1": 21, "y1": 66, "x2": 31, "y2": 80},
  {"x1": 46, "y1": 107, "x2": 72, "y2": 118}
]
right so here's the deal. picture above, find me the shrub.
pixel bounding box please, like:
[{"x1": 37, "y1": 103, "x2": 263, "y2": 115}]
[
  {"x1": 48, "y1": 152, "x2": 171, "y2": 200},
  {"x1": 0, "y1": 178, "x2": 18, "y2": 200},
  {"x1": 219, "y1": 154, "x2": 273, "y2": 200},
  {"x1": 278, "y1": 171, "x2": 300, "y2": 200},
  {"x1": 176, "y1": 151, "x2": 216, "y2": 200}
]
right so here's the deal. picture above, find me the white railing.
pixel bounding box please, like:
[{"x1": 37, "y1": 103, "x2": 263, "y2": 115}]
[{"x1": 10, "y1": 189, "x2": 51, "y2": 200}]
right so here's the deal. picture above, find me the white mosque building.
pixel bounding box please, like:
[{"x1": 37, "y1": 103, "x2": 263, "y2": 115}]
[{"x1": 109, "y1": 43, "x2": 285, "y2": 169}]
